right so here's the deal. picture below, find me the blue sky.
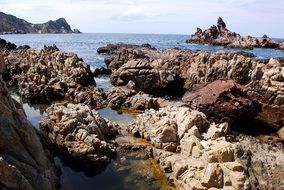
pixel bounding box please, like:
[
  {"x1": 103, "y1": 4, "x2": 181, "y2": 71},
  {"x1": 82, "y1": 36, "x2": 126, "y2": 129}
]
[{"x1": 1, "y1": 0, "x2": 283, "y2": 37}]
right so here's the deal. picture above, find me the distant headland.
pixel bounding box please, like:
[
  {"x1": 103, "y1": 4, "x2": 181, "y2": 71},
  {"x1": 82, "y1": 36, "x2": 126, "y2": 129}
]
[{"x1": 0, "y1": 11, "x2": 81, "y2": 34}]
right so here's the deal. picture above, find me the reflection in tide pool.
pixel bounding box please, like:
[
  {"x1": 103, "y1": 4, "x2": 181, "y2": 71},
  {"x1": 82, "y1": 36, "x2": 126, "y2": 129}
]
[
  {"x1": 98, "y1": 107, "x2": 135, "y2": 126},
  {"x1": 19, "y1": 97, "x2": 173, "y2": 190},
  {"x1": 57, "y1": 150, "x2": 175, "y2": 190},
  {"x1": 23, "y1": 103, "x2": 47, "y2": 128}
]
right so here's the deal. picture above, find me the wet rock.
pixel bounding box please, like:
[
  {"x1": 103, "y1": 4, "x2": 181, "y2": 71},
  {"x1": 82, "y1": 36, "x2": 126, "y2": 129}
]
[
  {"x1": 182, "y1": 79, "x2": 261, "y2": 124},
  {"x1": 0, "y1": 54, "x2": 59, "y2": 189},
  {"x1": 40, "y1": 103, "x2": 116, "y2": 169},
  {"x1": 187, "y1": 17, "x2": 282, "y2": 49},
  {"x1": 0, "y1": 38, "x2": 17, "y2": 51},
  {"x1": 93, "y1": 67, "x2": 111, "y2": 76}
]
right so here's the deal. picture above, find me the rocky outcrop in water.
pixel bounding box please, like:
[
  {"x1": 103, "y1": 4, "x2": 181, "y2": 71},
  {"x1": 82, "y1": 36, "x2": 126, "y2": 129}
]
[
  {"x1": 0, "y1": 53, "x2": 59, "y2": 189},
  {"x1": 40, "y1": 103, "x2": 117, "y2": 171},
  {"x1": 0, "y1": 38, "x2": 17, "y2": 51},
  {"x1": 0, "y1": 11, "x2": 79, "y2": 34},
  {"x1": 128, "y1": 106, "x2": 284, "y2": 189},
  {"x1": 187, "y1": 17, "x2": 284, "y2": 50},
  {"x1": 4, "y1": 45, "x2": 106, "y2": 109}
]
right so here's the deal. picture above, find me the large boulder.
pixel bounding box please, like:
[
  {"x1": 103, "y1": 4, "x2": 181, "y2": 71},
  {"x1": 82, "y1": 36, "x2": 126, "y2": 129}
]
[
  {"x1": 110, "y1": 59, "x2": 181, "y2": 95},
  {"x1": 182, "y1": 79, "x2": 261, "y2": 124},
  {"x1": 0, "y1": 53, "x2": 59, "y2": 190},
  {"x1": 40, "y1": 103, "x2": 116, "y2": 170}
]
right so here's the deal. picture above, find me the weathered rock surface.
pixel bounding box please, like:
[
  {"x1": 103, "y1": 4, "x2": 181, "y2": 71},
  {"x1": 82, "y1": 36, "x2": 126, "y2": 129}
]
[
  {"x1": 247, "y1": 58, "x2": 284, "y2": 128},
  {"x1": 98, "y1": 44, "x2": 190, "y2": 96},
  {"x1": 129, "y1": 106, "x2": 284, "y2": 189},
  {"x1": 4, "y1": 44, "x2": 106, "y2": 108},
  {"x1": 182, "y1": 79, "x2": 261, "y2": 123},
  {"x1": 237, "y1": 135, "x2": 284, "y2": 189},
  {"x1": 106, "y1": 81, "x2": 159, "y2": 111},
  {"x1": 0, "y1": 157, "x2": 33, "y2": 190},
  {"x1": 0, "y1": 11, "x2": 78, "y2": 34},
  {"x1": 0, "y1": 53, "x2": 59, "y2": 189},
  {"x1": 40, "y1": 103, "x2": 116, "y2": 169},
  {"x1": 99, "y1": 43, "x2": 284, "y2": 127},
  {"x1": 187, "y1": 17, "x2": 283, "y2": 50}
]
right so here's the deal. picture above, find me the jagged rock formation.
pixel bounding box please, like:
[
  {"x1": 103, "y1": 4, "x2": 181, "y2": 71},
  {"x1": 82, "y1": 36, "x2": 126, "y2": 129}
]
[
  {"x1": 3, "y1": 44, "x2": 106, "y2": 109},
  {"x1": 0, "y1": 52, "x2": 59, "y2": 189},
  {"x1": 98, "y1": 44, "x2": 284, "y2": 128},
  {"x1": 0, "y1": 11, "x2": 79, "y2": 34},
  {"x1": 107, "y1": 82, "x2": 159, "y2": 111},
  {"x1": 40, "y1": 103, "x2": 116, "y2": 171},
  {"x1": 128, "y1": 106, "x2": 284, "y2": 189},
  {"x1": 187, "y1": 17, "x2": 284, "y2": 49}
]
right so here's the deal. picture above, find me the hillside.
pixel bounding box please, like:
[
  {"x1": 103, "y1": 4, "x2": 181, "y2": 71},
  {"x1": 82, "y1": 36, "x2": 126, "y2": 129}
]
[{"x1": 0, "y1": 12, "x2": 81, "y2": 34}]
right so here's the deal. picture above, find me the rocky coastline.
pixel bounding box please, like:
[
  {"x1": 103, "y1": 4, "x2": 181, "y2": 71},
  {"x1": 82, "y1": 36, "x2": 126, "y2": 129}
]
[
  {"x1": 187, "y1": 17, "x2": 284, "y2": 50},
  {"x1": 0, "y1": 49, "x2": 59, "y2": 189},
  {"x1": 0, "y1": 34, "x2": 283, "y2": 190}
]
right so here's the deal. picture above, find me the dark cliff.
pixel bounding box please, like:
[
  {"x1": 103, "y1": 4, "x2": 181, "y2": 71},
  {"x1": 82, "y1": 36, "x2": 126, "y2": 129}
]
[{"x1": 0, "y1": 12, "x2": 81, "y2": 34}]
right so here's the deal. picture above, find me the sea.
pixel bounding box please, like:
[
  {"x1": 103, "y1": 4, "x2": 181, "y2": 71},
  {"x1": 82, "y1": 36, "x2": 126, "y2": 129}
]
[{"x1": 1, "y1": 33, "x2": 284, "y2": 190}]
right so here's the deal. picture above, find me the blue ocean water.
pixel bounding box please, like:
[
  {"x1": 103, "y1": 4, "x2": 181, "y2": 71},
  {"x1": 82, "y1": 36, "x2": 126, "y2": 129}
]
[
  {"x1": 2, "y1": 33, "x2": 283, "y2": 90},
  {"x1": 2, "y1": 33, "x2": 284, "y2": 67}
]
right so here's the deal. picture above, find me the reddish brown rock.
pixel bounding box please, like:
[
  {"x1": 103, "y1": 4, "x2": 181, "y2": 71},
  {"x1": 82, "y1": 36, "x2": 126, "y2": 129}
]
[{"x1": 182, "y1": 79, "x2": 261, "y2": 123}]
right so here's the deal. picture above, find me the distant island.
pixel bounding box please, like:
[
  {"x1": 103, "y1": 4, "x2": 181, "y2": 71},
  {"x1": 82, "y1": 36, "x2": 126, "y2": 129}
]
[
  {"x1": 0, "y1": 11, "x2": 81, "y2": 34},
  {"x1": 187, "y1": 17, "x2": 284, "y2": 50}
]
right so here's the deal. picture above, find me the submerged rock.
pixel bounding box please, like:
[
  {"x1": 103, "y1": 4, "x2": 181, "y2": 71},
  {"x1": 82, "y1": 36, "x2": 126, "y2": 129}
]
[
  {"x1": 187, "y1": 17, "x2": 282, "y2": 49},
  {"x1": 40, "y1": 103, "x2": 117, "y2": 170},
  {"x1": 129, "y1": 106, "x2": 284, "y2": 189},
  {"x1": 0, "y1": 53, "x2": 59, "y2": 189}
]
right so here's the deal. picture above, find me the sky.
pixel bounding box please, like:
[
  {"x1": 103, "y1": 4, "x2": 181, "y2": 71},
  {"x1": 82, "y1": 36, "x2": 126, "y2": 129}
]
[{"x1": 0, "y1": 0, "x2": 283, "y2": 37}]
